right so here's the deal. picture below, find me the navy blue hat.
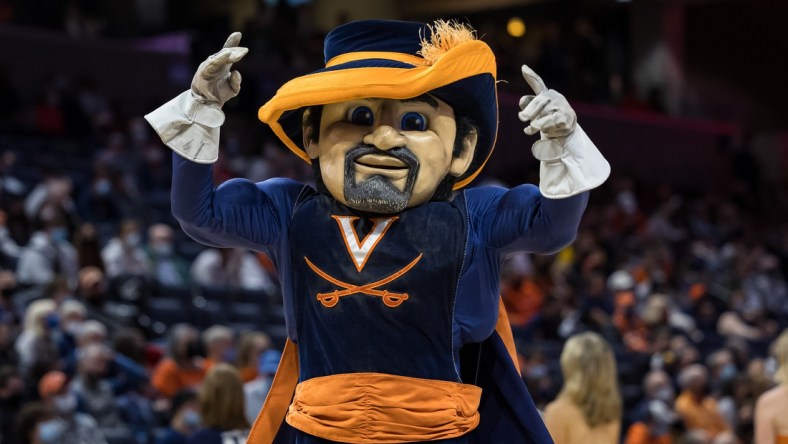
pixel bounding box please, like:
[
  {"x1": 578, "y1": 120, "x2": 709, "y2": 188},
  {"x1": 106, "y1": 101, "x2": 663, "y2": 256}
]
[{"x1": 259, "y1": 19, "x2": 498, "y2": 189}]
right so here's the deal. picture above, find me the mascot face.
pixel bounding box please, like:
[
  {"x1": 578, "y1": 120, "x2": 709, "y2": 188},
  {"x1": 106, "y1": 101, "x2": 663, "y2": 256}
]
[{"x1": 304, "y1": 95, "x2": 476, "y2": 213}]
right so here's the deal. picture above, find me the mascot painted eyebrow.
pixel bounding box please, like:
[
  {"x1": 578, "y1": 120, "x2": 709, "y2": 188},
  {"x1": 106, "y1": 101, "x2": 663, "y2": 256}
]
[{"x1": 146, "y1": 19, "x2": 610, "y2": 444}]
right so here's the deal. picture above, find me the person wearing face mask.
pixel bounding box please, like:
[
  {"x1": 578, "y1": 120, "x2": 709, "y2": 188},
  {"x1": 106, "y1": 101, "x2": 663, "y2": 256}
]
[
  {"x1": 630, "y1": 370, "x2": 676, "y2": 426},
  {"x1": 100, "y1": 219, "x2": 150, "y2": 279},
  {"x1": 38, "y1": 370, "x2": 106, "y2": 444},
  {"x1": 145, "y1": 223, "x2": 191, "y2": 288},
  {"x1": 152, "y1": 324, "x2": 207, "y2": 398},
  {"x1": 16, "y1": 216, "x2": 78, "y2": 290},
  {"x1": 675, "y1": 364, "x2": 730, "y2": 439},
  {"x1": 624, "y1": 400, "x2": 678, "y2": 444},
  {"x1": 56, "y1": 299, "x2": 86, "y2": 360},
  {"x1": 15, "y1": 402, "x2": 60, "y2": 444},
  {"x1": 70, "y1": 343, "x2": 132, "y2": 442},
  {"x1": 157, "y1": 390, "x2": 202, "y2": 444},
  {"x1": 202, "y1": 325, "x2": 236, "y2": 372}
]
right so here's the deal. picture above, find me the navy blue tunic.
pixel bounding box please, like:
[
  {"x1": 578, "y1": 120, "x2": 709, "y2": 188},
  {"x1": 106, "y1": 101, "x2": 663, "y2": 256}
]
[{"x1": 171, "y1": 153, "x2": 587, "y2": 443}]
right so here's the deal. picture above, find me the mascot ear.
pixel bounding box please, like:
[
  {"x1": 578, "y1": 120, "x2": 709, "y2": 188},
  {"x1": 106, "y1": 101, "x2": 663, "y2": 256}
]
[
  {"x1": 449, "y1": 129, "x2": 477, "y2": 177},
  {"x1": 302, "y1": 108, "x2": 319, "y2": 160}
]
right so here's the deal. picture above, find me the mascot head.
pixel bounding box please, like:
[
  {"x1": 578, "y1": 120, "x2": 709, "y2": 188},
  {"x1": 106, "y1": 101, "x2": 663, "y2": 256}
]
[{"x1": 259, "y1": 20, "x2": 498, "y2": 213}]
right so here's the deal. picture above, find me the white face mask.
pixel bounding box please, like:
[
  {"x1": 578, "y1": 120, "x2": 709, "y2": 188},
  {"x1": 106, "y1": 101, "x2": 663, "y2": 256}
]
[
  {"x1": 124, "y1": 232, "x2": 141, "y2": 246},
  {"x1": 54, "y1": 392, "x2": 77, "y2": 415},
  {"x1": 64, "y1": 321, "x2": 83, "y2": 336},
  {"x1": 152, "y1": 243, "x2": 174, "y2": 256},
  {"x1": 37, "y1": 419, "x2": 65, "y2": 443},
  {"x1": 182, "y1": 409, "x2": 202, "y2": 429},
  {"x1": 654, "y1": 387, "x2": 675, "y2": 403}
]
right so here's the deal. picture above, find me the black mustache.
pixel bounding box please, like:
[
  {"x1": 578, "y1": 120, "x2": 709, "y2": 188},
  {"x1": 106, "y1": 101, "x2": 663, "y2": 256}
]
[{"x1": 347, "y1": 144, "x2": 419, "y2": 168}]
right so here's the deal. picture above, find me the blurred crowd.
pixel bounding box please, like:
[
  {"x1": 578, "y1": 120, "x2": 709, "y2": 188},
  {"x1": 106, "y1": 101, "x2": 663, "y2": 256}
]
[{"x1": 1, "y1": 2, "x2": 788, "y2": 444}]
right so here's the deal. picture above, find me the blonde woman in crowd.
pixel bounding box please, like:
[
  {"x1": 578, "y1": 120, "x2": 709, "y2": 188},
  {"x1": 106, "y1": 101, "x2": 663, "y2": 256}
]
[
  {"x1": 755, "y1": 330, "x2": 788, "y2": 444},
  {"x1": 187, "y1": 363, "x2": 249, "y2": 444},
  {"x1": 14, "y1": 299, "x2": 59, "y2": 374},
  {"x1": 544, "y1": 332, "x2": 622, "y2": 444}
]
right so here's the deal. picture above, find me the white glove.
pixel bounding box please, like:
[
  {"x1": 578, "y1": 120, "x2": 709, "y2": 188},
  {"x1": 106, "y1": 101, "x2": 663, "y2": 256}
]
[
  {"x1": 144, "y1": 33, "x2": 247, "y2": 164},
  {"x1": 518, "y1": 65, "x2": 610, "y2": 199}
]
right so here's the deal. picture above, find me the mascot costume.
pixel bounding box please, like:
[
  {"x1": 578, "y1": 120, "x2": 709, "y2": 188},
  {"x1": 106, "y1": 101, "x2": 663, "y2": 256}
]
[{"x1": 146, "y1": 19, "x2": 610, "y2": 444}]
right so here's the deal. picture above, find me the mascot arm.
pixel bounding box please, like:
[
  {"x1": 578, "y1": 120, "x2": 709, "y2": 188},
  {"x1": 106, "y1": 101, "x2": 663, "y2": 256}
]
[
  {"x1": 518, "y1": 65, "x2": 611, "y2": 199},
  {"x1": 144, "y1": 32, "x2": 247, "y2": 164}
]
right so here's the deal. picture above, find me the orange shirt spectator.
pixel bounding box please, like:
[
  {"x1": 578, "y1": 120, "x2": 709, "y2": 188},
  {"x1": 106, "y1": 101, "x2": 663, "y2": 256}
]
[
  {"x1": 152, "y1": 324, "x2": 206, "y2": 398},
  {"x1": 625, "y1": 422, "x2": 672, "y2": 444},
  {"x1": 151, "y1": 358, "x2": 206, "y2": 398},
  {"x1": 675, "y1": 365, "x2": 729, "y2": 438},
  {"x1": 502, "y1": 277, "x2": 544, "y2": 326}
]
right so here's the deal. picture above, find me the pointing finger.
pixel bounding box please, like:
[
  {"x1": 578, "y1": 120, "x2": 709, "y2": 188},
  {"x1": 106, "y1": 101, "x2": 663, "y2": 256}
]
[
  {"x1": 223, "y1": 32, "x2": 242, "y2": 49},
  {"x1": 227, "y1": 47, "x2": 248, "y2": 63},
  {"x1": 521, "y1": 65, "x2": 547, "y2": 95}
]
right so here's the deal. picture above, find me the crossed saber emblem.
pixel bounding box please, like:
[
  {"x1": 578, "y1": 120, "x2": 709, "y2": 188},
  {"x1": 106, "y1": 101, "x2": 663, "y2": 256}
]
[{"x1": 304, "y1": 254, "x2": 423, "y2": 308}]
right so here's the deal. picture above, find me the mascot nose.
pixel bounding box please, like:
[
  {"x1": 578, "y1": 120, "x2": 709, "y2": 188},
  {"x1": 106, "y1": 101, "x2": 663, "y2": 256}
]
[{"x1": 363, "y1": 125, "x2": 407, "y2": 151}]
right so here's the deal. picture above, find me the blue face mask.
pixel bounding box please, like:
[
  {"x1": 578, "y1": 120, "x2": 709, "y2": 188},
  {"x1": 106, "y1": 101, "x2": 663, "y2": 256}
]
[
  {"x1": 45, "y1": 313, "x2": 59, "y2": 330},
  {"x1": 222, "y1": 348, "x2": 238, "y2": 363},
  {"x1": 37, "y1": 419, "x2": 65, "y2": 443},
  {"x1": 50, "y1": 227, "x2": 69, "y2": 242},
  {"x1": 719, "y1": 363, "x2": 737, "y2": 383},
  {"x1": 182, "y1": 410, "x2": 201, "y2": 429}
]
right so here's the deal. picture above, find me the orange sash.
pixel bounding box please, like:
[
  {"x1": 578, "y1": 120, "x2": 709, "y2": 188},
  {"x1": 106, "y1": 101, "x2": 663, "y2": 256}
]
[
  {"x1": 777, "y1": 436, "x2": 788, "y2": 444},
  {"x1": 247, "y1": 298, "x2": 519, "y2": 443},
  {"x1": 286, "y1": 372, "x2": 481, "y2": 443}
]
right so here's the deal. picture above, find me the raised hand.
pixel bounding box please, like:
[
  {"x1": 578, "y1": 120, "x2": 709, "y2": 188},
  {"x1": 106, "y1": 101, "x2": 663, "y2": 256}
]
[
  {"x1": 517, "y1": 65, "x2": 576, "y2": 139},
  {"x1": 191, "y1": 32, "x2": 248, "y2": 107}
]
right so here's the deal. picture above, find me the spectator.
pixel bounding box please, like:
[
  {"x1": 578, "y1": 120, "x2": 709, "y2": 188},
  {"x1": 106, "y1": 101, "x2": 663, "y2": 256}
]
[
  {"x1": 754, "y1": 330, "x2": 788, "y2": 444},
  {"x1": 0, "y1": 301, "x2": 17, "y2": 367},
  {"x1": 543, "y1": 332, "x2": 622, "y2": 444},
  {"x1": 14, "y1": 299, "x2": 59, "y2": 376},
  {"x1": 56, "y1": 299, "x2": 87, "y2": 359},
  {"x1": 77, "y1": 266, "x2": 134, "y2": 332},
  {"x1": 23, "y1": 173, "x2": 76, "y2": 226},
  {"x1": 155, "y1": 390, "x2": 201, "y2": 444},
  {"x1": 151, "y1": 324, "x2": 206, "y2": 398},
  {"x1": 190, "y1": 248, "x2": 275, "y2": 293},
  {"x1": 632, "y1": 370, "x2": 676, "y2": 423},
  {"x1": 243, "y1": 349, "x2": 280, "y2": 424},
  {"x1": 145, "y1": 224, "x2": 190, "y2": 288},
  {"x1": 15, "y1": 402, "x2": 58, "y2": 444},
  {"x1": 675, "y1": 364, "x2": 730, "y2": 439},
  {"x1": 62, "y1": 319, "x2": 107, "y2": 375},
  {"x1": 101, "y1": 220, "x2": 149, "y2": 279},
  {"x1": 201, "y1": 325, "x2": 235, "y2": 372},
  {"x1": 625, "y1": 400, "x2": 678, "y2": 444},
  {"x1": 188, "y1": 363, "x2": 249, "y2": 444},
  {"x1": 235, "y1": 331, "x2": 272, "y2": 383},
  {"x1": 70, "y1": 343, "x2": 131, "y2": 442},
  {"x1": 16, "y1": 216, "x2": 78, "y2": 290},
  {"x1": 38, "y1": 370, "x2": 106, "y2": 444},
  {"x1": 0, "y1": 366, "x2": 27, "y2": 444},
  {"x1": 73, "y1": 223, "x2": 105, "y2": 272},
  {"x1": 0, "y1": 209, "x2": 22, "y2": 268}
]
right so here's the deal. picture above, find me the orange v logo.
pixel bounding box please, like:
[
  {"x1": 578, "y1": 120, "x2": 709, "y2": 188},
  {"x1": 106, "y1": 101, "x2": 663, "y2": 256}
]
[{"x1": 331, "y1": 215, "x2": 398, "y2": 272}]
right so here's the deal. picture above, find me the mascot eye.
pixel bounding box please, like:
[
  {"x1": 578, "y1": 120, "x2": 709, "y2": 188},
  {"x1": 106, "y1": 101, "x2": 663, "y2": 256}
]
[
  {"x1": 347, "y1": 106, "x2": 374, "y2": 126},
  {"x1": 400, "y1": 112, "x2": 428, "y2": 131}
]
